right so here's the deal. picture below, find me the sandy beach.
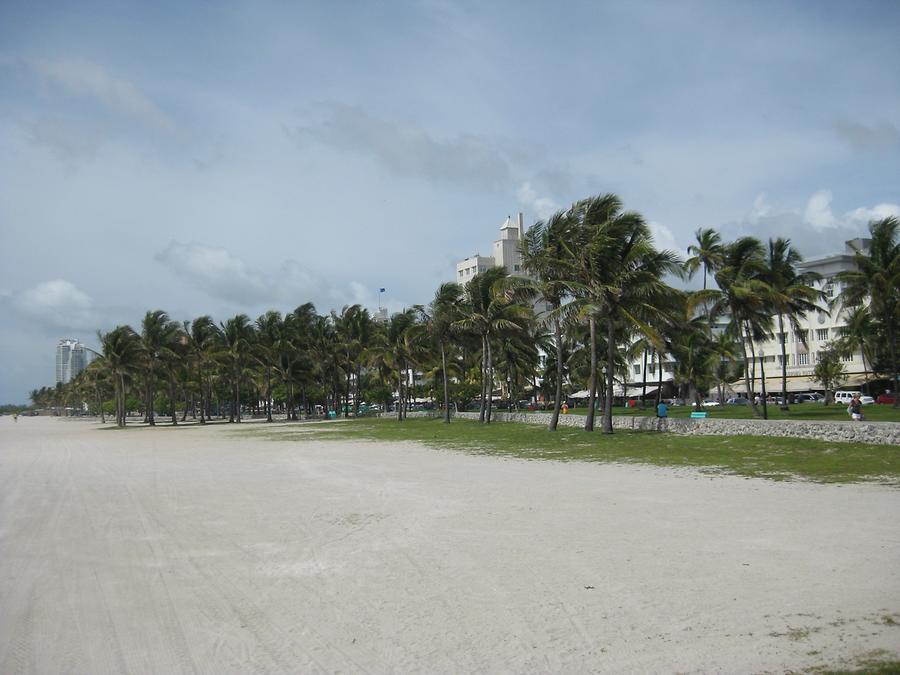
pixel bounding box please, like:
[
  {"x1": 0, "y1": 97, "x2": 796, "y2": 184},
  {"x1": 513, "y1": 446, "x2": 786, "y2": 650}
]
[{"x1": 0, "y1": 416, "x2": 898, "y2": 674}]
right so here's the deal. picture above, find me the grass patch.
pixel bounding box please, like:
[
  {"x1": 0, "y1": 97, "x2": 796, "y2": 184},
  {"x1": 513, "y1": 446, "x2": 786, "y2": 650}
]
[
  {"x1": 250, "y1": 417, "x2": 900, "y2": 485},
  {"x1": 562, "y1": 404, "x2": 900, "y2": 422}
]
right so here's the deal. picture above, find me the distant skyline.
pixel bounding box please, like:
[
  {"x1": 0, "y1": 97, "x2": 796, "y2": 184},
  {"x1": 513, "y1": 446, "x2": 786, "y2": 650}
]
[{"x1": 1, "y1": 0, "x2": 899, "y2": 402}]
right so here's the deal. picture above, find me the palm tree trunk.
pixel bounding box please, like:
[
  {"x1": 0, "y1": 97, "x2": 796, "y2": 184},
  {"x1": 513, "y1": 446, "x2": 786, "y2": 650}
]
[
  {"x1": 441, "y1": 341, "x2": 451, "y2": 424},
  {"x1": 479, "y1": 335, "x2": 487, "y2": 423},
  {"x1": 198, "y1": 363, "x2": 206, "y2": 424},
  {"x1": 355, "y1": 364, "x2": 362, "y2": 417},
  {"x1": 486, "y1": 339, "x2": 494, "y2": 424},
  {"x1": 549, "y1": 316, "x2": 563, "y2": 432},
  {"x1": 397, "y1": 373, "x2": 403, "y2": 422},
  {"x1": 889, "y1": 325, "x2": 899, "y2": 409},
  {"x1": 265, "y1": 369, "x2": 273, "y2": 422},
  {"x1": 641, "y1": 349, "x2": 648, "y2": 409},
  {"x1": 656, "y1": 350, "x2": 663, "y2": 406},
  {"x1": 585, "y1": 315, "x2": 597, "y2": 432},
  {"x1": 119, "y1": 374, "x2": 127, "y2": 427},
  {"x1": 778, "y1": 314, "x2": 789, "y2": 410},
  {"x1": 170, "y1": 377, "x2": 178, "y2": 425},
  {"x1": 739, "y1": 325, "x2": 761, "y2": 417},
  {"x1": 603, "y1": 316, "x2": 615, "y2": 434}
]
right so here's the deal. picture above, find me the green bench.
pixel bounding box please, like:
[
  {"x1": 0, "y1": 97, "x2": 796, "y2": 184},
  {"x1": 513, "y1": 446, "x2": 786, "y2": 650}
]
[{"x1": 690, "y1": 411, "x2": 708, "y2": 419}]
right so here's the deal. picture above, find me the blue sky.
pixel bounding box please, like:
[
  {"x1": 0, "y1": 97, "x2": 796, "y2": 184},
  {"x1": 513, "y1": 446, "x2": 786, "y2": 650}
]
[{"x1": 1, "y1": 0, "x2": 898, "y2": 403}]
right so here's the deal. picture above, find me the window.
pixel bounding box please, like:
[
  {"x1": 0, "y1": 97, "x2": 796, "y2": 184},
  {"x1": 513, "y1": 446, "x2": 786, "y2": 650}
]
[
  {"x1": 778, "y1": 354, "x2": 790, "y2": 365},
  {"x1": 816, "y1": 328, "x2": 829, "y2": 341},
  {"x1": 794, "y1": 330, "x2": 809, "y2": 344},
  {"x1": 797, "y1": 353, "x2": 809, "y2": 366},
  {"x1": 648, "y1": 364, "x2": 656, "y2": 375},
  {"x1": 841, "y1": 353, "x2": 853, "y2": 362},
  {"x1": 514, "y1": 264, "x2": 520, "y2": 271},
  {"x1": 633, "y1": 365, "x2": 641, "y2": 376},
  {"x1": 777, "y1": 332, "x2": 786, "y2": 344}
]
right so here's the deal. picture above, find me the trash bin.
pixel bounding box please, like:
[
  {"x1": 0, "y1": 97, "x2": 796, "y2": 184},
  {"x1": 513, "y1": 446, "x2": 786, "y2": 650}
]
[{"x1": 327, "y1": 410, "x2": 337, "y2": 419}]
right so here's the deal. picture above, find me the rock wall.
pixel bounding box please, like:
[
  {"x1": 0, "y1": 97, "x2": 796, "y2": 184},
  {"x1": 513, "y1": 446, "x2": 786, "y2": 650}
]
[{"x1": 403, "y1": 411, "x2": 900, "y2": 445}]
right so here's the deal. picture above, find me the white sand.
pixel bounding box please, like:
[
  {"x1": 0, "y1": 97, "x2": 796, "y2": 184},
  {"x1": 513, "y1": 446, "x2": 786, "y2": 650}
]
[{"x1": 0, "y1": 416, "x2": 898, "y2": 674}]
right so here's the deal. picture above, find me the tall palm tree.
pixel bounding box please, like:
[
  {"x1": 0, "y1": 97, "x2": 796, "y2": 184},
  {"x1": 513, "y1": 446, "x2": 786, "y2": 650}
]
[
  {"x1": 565, "y1": 194, "x2": 682, "y2": 433},
  {"x1": 685, "y1": 228, "x2": 724, "y2": 292},
  {"x1": 186, "y1": 316, "x2": 221, "y2": 424},
  {"x1": 764, "y1": 238, "x2": 824, "y2": 410},
  {"x1": 221, "y1": 314, "x2": 254, "y2": 422},
  {"x1": 255, "y1": 310, "x2": 284, "y2": 422},
  {"x1": 423, "y1": 282, "x2": 464, "y2": 423},
  {"x1": 704, "y1": 237, "x2": 772, "y2": 416},
  {"x1": 97, "y1": 325, "x2": 142, "y2": 427},
  {"x1": 837, "y1": 216, "x2": 899, "y2": 407},
  {"x1": 139, "y1": 310, "x2": 181, "y2": 425},
  {"x1": 518, "y1": 209, "x2": 577, "y2": 430},
  {"x1": 455, "y1": 267, "x2": 530, "y2": 424}
]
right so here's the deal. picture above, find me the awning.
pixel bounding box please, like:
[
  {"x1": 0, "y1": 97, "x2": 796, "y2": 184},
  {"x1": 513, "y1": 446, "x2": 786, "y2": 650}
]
[{"x1": 570, "y1": 386, "x2": 659, "y2": 399}]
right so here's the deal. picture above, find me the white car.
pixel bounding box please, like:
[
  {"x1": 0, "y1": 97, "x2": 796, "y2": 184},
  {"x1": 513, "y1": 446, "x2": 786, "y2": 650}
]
[{"x1": 701, "y1": 400, "x2": 721, "y2": 407}]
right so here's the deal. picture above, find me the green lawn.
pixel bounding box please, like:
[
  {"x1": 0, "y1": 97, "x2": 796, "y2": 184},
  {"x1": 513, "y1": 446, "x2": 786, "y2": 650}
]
[
  {"x1": 251, "y1": 417, "x2": 900, "y2": 485},
  {"x1": 540, "y1": 403, "x2": 900, "y2": 422}
]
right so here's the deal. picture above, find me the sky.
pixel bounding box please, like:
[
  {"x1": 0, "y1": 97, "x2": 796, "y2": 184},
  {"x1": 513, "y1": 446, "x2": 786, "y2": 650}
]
[{"x1": 1, "y1": 0, "x2": 899, "y2": 403}]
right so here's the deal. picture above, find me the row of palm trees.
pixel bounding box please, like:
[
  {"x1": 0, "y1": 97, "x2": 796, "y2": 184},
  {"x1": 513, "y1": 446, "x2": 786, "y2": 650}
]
[{"x1": 38, "y1": 196, "x2": 898, "y2": 430}]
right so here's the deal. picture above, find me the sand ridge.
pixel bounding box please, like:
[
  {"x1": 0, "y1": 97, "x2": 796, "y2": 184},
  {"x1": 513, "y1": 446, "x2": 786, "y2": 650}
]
[{"x1": 0, "y1": 416, "x2": 898, "y2": 673}]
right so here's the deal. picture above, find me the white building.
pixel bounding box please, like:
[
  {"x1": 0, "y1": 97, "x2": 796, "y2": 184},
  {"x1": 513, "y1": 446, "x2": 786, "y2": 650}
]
[
  {"x1": 455, "y1": 213, "x2": 525, "y2": 282},
  {"x1": 750, "y1": 237, "x2": 872, "y2": 394},
  {"x1": 624, "y1": 237, "x2": 876, "y2": 399},
  {"x1": 56, "y1": 338, "x2": 89, "y2": 385}
]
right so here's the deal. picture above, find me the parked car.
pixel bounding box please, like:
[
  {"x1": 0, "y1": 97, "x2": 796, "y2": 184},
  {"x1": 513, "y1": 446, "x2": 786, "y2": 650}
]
[
  {"x1": 725, "y1": 397, "x2": 749, "y2": 405},
  {"x1": 876, "y1": 393, "x2": 896, "y2": 405},
  {"x1": 701, "y1": 400, "x2": 720, "y2": 407},
  {"x1": 794, "y1": 393, "x2": 823, "y2": 403}
]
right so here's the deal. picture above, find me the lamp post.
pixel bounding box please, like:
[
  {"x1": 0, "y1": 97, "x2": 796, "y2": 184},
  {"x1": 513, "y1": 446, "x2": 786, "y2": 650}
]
[{"x1": 759, "y1": 351, "x2": 768, "y2": 420}]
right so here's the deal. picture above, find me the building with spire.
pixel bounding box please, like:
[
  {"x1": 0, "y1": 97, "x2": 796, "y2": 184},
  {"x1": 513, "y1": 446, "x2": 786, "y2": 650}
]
[{"x1": 455, "y1": 213, "x2": 525, "y2": 282}]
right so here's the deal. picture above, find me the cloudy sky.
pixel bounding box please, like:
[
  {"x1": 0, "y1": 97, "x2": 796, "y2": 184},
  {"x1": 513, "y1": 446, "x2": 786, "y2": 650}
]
[{"x1": 1, "y1": 0, "x2": 899, "y2": 403}]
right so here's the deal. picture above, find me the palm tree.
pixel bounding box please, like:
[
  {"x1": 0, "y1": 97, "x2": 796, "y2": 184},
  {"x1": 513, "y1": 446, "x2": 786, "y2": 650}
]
[
  {"x1": 185, "y1": 316, "x2": 221, "y2": 424},
  {"x1": 455, "y1": 267, "x2": 531, "y2": 424},
  {"x1": 685, "y1": 227, "x2": 724, "y2": 292},
  {"x1": 834, "y1": 306, "x2": 876, "y2": 394},
  {"x1": 139, "y1": 310, "x2": 181, "y2": 425},
  {"x1": 221, "y1": 314, "x2": 254, "y2": 422},
  {"x1": 704, "y1": 237, "x2": 772, "y2": 416},
  {"x1": 423, "y1": 282, "x2": 464, "y2": 423},
  {"x1": 837, "y1": 216, "x2": 899, "y2": 407},
  {"x1": 518, "y1": 209, "x2": 577, "y2": 430},
  {"x1": 97, "y1": 325, "x2": 142, "y2": 427},
  {"x1": 764, "y1": 238, "x2": 824, "y2": 410},
  {"x1": 255, "y1": 310, "x2": 284, "y2": 422},
  {"x1": 565, "y1": 194, "x2": 682, "y2": 433},
  {"x1": 813, "y1": 345, "x2": 846, "y2": 405}
]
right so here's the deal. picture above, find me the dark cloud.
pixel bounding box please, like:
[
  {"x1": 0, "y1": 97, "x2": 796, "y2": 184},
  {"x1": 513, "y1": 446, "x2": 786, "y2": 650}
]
[
  {"x1": 833, "y1": 119, "x2": 900, "y2": 151},
  {"x1": 285, "y1": 103, "x2": 513, "y2": 190}
]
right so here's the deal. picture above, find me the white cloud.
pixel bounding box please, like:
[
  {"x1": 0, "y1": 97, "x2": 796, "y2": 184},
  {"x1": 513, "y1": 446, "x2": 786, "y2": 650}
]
[
  {"x1": 516, "y1": 182, "x2": 559, "y2": 221},
  {"x1": 12, "y1": 279, "x2": 97, "y2": 330},
  {"x1": 748, "y1": 193, "x2": 771, "y2": 223},
  {"x1": 648, "y1": 220, "x2": 678, "y2": 253},
  {"x1": 803, "y1": 189, "x2": 836, "y2": 230},
  {"x1": 155, "y1": 241, "x2": 381, "y2": 311},
  {"x1": 844, "y1": 202, "x2": 900, "y2": 226},
  {"x1": 22, "y1": 57, "x2": 174, "y2": 131}
]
